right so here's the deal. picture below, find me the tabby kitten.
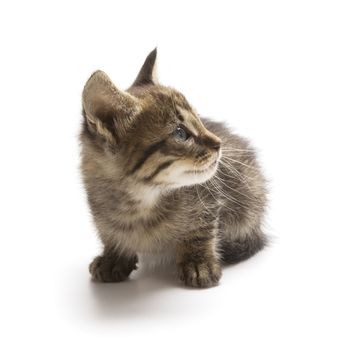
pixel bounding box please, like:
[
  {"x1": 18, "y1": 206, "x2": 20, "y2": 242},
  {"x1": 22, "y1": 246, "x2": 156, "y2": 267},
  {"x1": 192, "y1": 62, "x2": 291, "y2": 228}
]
[{"x1": 80, "y1": 49, "x2": 267, "y2": 288}]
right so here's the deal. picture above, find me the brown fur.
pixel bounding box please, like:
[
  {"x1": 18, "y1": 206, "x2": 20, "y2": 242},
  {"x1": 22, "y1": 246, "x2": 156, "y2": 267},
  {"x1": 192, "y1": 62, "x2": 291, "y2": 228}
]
[{"x1": 80, "y1": 49, "x2": 267, "y2": 288}]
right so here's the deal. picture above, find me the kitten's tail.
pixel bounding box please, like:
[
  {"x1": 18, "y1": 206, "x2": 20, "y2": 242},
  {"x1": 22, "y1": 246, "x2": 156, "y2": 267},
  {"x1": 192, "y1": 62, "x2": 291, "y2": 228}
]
[{"x1": 218, "y1": 229, "x2": 267, "y2": 265}]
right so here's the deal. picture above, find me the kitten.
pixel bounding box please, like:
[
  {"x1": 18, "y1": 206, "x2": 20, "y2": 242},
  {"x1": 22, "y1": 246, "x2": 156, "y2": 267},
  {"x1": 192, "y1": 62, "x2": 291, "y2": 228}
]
[{"x1": 80, "y1": 49, "x2": 267, "y2": 288}]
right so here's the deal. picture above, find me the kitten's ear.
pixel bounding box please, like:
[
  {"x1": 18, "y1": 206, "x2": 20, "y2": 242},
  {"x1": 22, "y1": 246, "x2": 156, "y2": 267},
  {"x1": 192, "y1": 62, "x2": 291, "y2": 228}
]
[
  {"x1": 82, "y1": 70, "x2": 139, "y2": 144},
  {"x1": 131, "y1": 48, "x2": 158, "y2": 87}
]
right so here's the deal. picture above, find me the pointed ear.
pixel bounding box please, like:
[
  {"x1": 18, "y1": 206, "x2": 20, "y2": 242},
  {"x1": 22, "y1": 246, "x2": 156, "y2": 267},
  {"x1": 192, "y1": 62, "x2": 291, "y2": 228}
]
[
  {"x1": 82, "y1": 70, "x2": 140, "y2": 144},
  {"x1": 131, "y1": 48, "x2": 158, "y2": 87}
]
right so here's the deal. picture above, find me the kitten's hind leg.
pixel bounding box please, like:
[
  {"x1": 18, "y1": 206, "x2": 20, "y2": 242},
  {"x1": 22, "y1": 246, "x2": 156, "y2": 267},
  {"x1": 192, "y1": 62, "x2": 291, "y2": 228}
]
[
  {"x1": 219, "y1": 227, "x2": 267, "y2": 265},
  {"x1": 89, "y1": 247, "x2": 138, "y2": 283}
]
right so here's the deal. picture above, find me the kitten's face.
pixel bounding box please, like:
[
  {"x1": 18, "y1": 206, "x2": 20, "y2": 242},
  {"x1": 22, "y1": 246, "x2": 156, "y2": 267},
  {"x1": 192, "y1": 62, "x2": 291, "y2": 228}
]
[
  {"x1": 122, "y1": 86, "x2": 221, "y2": 188},
  {"x1": 82, "y1": 49, "x2": 221, "y2": 190}
]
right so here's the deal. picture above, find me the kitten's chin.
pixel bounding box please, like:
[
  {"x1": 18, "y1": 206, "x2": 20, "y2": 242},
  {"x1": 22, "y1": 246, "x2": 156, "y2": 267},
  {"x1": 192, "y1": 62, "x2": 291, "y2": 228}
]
[{"x1": 167, "y1": 161, "x2": 219, "y2": 189}]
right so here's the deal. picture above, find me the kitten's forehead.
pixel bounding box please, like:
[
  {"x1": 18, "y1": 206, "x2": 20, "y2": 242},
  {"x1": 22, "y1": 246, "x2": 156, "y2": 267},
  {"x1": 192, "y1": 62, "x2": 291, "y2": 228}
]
[
  {"x1": 153, "y1": 87, "x2": 209, "y2": 137},
  {"x1": 150, "y1": 86, "x2": 191, "y2": 110},
  {"x1": 134, "y1": 85, "x2": 207, "y2": 136}
]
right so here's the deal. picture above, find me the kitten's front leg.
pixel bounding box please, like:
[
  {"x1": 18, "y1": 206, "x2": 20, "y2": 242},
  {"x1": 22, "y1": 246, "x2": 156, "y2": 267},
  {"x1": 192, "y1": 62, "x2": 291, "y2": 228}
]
[
  {"x1": 89, "y1": 247, "x2": 138, "y2": 283},
  {"x1": 176, "y1": 233, "x2": 222, "y2": 288}
]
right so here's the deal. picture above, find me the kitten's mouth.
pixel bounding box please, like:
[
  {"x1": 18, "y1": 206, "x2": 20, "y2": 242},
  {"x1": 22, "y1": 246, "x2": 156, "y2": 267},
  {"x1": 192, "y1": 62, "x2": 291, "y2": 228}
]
[{"x1": 186, "y1": 159, "x2": 218, "y2": 175}]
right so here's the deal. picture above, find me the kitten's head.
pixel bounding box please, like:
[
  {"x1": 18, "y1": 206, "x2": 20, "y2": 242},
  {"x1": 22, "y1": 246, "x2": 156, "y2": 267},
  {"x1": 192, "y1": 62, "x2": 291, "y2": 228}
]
[{"x1": 81, "y1": 49, "x2": 221, "y2": 190}]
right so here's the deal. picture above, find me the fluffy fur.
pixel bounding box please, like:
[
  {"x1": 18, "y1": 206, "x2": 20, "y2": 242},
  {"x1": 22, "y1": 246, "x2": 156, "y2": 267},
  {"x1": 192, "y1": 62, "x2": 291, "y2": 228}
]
[{"x1": 80, "y1": 49, "x2": 267, "y2": 288}]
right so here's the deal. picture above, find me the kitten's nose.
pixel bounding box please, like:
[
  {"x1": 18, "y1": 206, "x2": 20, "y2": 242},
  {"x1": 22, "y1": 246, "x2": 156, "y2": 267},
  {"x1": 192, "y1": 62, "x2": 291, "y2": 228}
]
[
  {"x1": 211, "y1": 140, "x2": 221, "y2": 150},
  {"x1": 206, "y1": 136, "x2": 221, "y2": 151},
  {"x1": 200, "y1": 130, "x2": 221, "y2": 150}
]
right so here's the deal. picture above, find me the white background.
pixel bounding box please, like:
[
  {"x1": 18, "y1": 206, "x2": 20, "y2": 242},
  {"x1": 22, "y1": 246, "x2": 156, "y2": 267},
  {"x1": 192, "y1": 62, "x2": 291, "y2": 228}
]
[{"x1": 0, "y1": 1, "x2": 349, "y2": 349}]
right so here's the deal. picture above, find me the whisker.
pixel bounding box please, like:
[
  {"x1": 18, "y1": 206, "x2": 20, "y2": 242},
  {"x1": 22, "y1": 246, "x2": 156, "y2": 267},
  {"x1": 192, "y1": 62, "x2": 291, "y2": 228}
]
[
  {"x1": 198, "y1": 182, "x2": 238, "y2": 214},
  {"x1": 195, "y1": 184, "x2": 215, "y2": 215},
  {"x1": 218, "y1": 160, "x2": 257, "y2": 184},
  {"x1": 220, "y1": 155, "x2": 258, "y2": 170},
  {"x1": 207, "y1": 178, "x2": 251, "y2": 210},
  {"x1": 220, "y1": 148, "x2": 256, "y2": 153},
  {"x1": 212, "y1": 174, "x2": 258, "y2": 202}
]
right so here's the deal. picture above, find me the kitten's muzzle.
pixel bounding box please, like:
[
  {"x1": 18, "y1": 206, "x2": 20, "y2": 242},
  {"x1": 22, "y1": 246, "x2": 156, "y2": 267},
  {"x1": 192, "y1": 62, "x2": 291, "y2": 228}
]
[
  {"x1": 197, "y1": 130, "x2": 222, "y2": 151},
  {"x1": 200, "y1": 137, "x2": 221, "y2": 151},
  {"x1": 211, "y1": 141, "x2": 221, "y2": 151}
]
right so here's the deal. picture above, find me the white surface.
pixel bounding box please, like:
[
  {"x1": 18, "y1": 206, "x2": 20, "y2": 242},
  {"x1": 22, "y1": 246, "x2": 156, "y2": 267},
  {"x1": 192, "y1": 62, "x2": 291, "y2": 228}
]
[{"x1": 0, "y1": 1, "x2": 349, "y2": 349}]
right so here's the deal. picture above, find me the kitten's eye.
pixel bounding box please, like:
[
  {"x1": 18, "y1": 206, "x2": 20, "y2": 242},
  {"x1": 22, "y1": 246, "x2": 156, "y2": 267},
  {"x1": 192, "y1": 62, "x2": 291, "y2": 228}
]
[{"x1": 173, "y1": 126, "x2": 189, "y2": 141}]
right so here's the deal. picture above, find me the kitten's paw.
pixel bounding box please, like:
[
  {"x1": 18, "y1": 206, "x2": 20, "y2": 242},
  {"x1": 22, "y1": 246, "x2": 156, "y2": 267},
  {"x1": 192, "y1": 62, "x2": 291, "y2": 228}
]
[
  {"x1": 89, "y1": 254, "x2": 138, "y2": 283},
  {"x1": 178, "y1": 260, "x2": 222, "y2": 288}
]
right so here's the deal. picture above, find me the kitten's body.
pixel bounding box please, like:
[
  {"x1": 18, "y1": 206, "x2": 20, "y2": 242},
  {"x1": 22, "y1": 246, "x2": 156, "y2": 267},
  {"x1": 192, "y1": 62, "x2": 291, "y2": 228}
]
[{"x1": 81, "y1": 49, "x2": 267, "y2": 287}]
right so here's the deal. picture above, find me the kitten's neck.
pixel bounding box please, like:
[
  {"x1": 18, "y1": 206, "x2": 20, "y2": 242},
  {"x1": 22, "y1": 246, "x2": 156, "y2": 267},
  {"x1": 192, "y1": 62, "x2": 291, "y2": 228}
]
[
  {"x1": 127, "y1": 182, "x2": 164, "y2": 210},
  {"x1": 123, "y1": 184, "x2": 164, "y2": 212}
]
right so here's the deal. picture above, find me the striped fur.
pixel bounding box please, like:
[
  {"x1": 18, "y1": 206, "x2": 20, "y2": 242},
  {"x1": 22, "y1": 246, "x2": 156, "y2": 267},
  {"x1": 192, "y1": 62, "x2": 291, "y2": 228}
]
[{"x1": 80, "y1": 49, "x2": 267, "y2": 288}]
